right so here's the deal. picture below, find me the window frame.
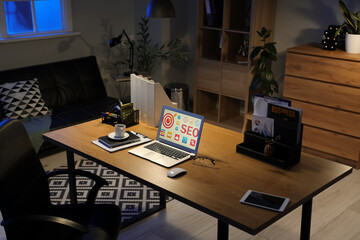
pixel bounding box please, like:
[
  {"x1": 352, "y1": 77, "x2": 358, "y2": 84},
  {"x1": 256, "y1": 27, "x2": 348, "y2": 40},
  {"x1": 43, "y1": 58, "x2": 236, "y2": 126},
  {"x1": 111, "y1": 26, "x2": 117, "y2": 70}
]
[{"x1": 0, "y1": 0, "x2": 74, "y2": 41}]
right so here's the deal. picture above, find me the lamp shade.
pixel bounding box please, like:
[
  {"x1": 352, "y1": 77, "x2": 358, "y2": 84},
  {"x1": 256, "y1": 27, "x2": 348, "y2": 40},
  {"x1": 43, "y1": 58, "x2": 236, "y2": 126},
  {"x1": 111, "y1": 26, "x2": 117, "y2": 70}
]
[
  {"x1": 146, "y1": 0, "x2": 176, "y2": 18},
  {"x1": 109, "y1": 37, "x2": 121, "y2": 47}
]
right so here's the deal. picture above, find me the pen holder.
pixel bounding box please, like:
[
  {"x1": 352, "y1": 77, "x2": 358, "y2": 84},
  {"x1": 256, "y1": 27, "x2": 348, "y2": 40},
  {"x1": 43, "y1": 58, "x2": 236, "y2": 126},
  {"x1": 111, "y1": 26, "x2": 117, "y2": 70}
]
[
  {"x1": 236, "y1": 129, "x2": 302, "y2": 169},
  {"x1": 121, "y1": 109, "x2": 139, "y2": 127},
  {"x1": 101, "y1": 109, "x2": 139, "y2": 127}
]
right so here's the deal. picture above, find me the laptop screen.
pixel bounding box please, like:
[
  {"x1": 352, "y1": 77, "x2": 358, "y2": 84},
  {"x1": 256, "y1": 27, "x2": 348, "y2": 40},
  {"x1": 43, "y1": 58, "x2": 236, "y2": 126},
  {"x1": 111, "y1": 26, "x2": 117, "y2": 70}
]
[{"x1": 156, "y1": 106, "x2": 204, "y2": 154}]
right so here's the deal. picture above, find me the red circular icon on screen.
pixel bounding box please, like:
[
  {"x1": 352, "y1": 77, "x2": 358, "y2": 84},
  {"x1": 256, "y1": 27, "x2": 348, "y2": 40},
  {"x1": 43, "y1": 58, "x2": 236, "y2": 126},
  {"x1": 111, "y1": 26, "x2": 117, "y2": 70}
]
[{"x1": 162, "y1": 113, "x2": 175, "y2": 128}]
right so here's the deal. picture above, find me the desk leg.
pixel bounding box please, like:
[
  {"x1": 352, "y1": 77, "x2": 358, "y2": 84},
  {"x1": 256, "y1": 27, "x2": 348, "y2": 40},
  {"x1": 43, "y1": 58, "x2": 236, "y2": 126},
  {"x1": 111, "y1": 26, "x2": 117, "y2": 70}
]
[
  {"x1": 160, "y1": 190, "x2": 166, "y2": 207},
  {"x1": 218, "y1": 220, "x2": 229, "y2": 240},
  {"x1": 300, "y1": 198, "x2": 313, "y2": 240},
  {"x1": 66, "y1": 151, "x2": 77, "y2": 204}
]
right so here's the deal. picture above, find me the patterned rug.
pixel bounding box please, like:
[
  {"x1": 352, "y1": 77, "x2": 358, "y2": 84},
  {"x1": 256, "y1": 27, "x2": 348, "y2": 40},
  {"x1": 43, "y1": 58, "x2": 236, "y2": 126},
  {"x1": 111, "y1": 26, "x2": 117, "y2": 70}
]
[{"x1": 48, "y1": 158, "x2": 166, "y2": 223}]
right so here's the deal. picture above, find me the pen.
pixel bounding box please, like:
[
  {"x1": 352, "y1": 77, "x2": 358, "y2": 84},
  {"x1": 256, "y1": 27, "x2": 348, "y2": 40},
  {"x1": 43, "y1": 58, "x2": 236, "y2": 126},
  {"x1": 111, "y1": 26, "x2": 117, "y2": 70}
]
[{"x1": 131, "y1": 131, "x2": 147, "y2": 138}]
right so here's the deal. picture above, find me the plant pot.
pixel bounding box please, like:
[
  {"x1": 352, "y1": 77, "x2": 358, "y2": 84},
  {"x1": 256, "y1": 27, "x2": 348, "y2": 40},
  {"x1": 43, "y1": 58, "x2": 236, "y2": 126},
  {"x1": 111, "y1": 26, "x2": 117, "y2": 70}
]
[{"x1": 345, "y1": 33, "x2": 360, "y2": 53}]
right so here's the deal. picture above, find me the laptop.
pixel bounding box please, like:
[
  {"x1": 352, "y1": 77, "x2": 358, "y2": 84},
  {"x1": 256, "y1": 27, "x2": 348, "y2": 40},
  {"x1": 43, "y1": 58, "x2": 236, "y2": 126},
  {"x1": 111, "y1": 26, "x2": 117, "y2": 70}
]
[{"x1": 128, "y1": 105, "x2": 205, "y2": 168}]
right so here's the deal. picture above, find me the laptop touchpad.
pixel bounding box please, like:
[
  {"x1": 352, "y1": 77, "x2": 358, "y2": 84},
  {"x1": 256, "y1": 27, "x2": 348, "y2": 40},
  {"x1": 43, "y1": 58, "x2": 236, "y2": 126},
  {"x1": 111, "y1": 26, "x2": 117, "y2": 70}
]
[{"x1": 144, "y1": 152, "x2": 158, "y2": 158}]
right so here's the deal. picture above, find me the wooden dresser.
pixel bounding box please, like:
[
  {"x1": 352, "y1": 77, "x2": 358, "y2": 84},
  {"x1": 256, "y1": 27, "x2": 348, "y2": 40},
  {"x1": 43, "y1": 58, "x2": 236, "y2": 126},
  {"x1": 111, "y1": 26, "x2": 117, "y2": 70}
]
[{"x1": 283, "y1": 43, "x2": 360, "y2": 168}]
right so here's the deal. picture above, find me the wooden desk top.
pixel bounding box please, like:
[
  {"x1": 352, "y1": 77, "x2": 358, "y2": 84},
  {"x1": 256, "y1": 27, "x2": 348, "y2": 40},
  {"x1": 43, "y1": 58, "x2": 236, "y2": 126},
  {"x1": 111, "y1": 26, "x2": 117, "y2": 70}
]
[{"x1": 43, "y1": 119, "x2": 352, "y2": 234}]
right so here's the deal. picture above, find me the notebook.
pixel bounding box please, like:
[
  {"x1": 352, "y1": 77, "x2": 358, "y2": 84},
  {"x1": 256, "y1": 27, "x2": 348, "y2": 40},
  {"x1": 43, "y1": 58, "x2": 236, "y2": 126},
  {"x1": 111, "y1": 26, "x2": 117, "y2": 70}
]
[
  {"x1": 98, "y1": 131, "x2": 140, "y2": 148},
  {"x1": 128, "y1": 105, "x2": 205, "y2": 168}
]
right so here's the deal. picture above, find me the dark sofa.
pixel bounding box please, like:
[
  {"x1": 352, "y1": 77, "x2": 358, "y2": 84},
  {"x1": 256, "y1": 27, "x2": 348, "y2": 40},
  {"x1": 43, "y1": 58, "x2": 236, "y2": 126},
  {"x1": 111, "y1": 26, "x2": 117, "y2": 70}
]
[{"x1": 0, "y1": 56, "x2": 118, "y2": 152}]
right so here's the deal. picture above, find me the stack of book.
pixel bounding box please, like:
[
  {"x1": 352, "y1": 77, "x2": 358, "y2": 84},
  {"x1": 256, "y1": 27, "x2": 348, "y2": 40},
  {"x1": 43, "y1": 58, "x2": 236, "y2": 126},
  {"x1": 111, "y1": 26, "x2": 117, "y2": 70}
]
[
  {"x1": 92, "y1": 131, "x2": 152, "y2": 153},
  {"x1": 98, "y1": 131, "x2": 140, "y2": 149}
]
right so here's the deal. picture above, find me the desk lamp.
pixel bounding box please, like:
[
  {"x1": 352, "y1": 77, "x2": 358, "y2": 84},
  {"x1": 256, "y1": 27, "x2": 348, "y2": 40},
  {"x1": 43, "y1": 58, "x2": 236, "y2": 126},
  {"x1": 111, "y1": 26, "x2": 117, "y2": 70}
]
[
  {"x1": 109, "y1": 30, "x2": 135, "y2": 76},
  {"x1": 146, "y1": 0, "x2": 176, "y2": 18}
]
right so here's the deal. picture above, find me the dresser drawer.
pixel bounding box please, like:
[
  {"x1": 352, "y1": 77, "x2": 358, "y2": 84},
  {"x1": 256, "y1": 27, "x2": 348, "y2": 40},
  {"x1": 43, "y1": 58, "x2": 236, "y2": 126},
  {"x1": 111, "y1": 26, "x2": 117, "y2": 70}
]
[
  {"x1": 285, "y1": 52, "x2": 360, "y2": 88},
  {"x1": 302, "y1": 125, "x2": 360, "y2": 163},
  {"x1": 284, "y1": 76, "x2": 360, "y2": 113},
  {"x1": 197, "y1": 60, "x2": 221, "y2": 92},
  {"x1": 221, "y1": 64, "x2": 249, "y2": 99},
  {"x1": 292, "y1": 100, "x2": 360, "y2": 138}
]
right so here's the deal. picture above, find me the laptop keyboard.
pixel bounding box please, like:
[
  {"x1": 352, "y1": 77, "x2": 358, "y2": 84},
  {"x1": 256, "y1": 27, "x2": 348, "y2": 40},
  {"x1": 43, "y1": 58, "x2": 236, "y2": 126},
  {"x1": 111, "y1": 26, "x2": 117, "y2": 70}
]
[{"x1": 145, "y1": 142, "x2": 190, "y2": 160}]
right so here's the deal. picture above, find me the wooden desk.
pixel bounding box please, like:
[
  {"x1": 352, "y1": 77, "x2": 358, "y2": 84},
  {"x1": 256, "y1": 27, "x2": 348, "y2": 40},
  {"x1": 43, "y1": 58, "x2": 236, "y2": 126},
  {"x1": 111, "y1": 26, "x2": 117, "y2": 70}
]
[{"x1": 43, "y1": 119, "x2": 352, "y2": 239}]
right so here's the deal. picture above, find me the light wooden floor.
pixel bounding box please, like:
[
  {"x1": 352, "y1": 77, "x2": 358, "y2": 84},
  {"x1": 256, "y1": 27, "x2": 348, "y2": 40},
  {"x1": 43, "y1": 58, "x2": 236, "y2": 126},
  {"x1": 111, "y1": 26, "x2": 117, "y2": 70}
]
[{"x1": 1, "y1": 152, "x2": 359, "y2": 240}]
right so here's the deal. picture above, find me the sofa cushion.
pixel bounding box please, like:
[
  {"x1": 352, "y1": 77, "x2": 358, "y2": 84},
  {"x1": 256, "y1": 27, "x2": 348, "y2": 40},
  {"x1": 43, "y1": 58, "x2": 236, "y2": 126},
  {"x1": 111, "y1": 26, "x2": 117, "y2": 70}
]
[
  {"x1": 50, "y1": 96, "x2": 118, "y2": 129},
  {"x1": 0, "y1": 79, "x2": 50, "y2": 119}
]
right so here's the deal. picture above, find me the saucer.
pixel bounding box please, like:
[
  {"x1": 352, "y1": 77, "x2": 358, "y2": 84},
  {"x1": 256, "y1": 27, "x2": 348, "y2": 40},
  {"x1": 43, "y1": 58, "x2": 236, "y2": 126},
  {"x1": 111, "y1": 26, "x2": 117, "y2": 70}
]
[{"x1": 108, "y1": 132, "x2": 129, "y2": 140}]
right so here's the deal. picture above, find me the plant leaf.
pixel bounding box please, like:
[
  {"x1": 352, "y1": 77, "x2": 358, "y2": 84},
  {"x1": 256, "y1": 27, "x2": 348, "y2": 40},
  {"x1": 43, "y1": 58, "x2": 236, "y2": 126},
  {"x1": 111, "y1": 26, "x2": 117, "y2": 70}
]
[
  {"x1": 354, "y1": 12, "x2": 360, "y2": 21},
  {"x1": 339, "y1": 0, "x2": 356, "y2": 30},
  {"x1": 265, "y1": 70, "x2": 274, "y2": 82},
  {"x1": 263, "y1": 29, "x2": 272, "y2": 39},
  {"x1": 258, "y1": 60, "x2": 266, "y2": 71},
  {"x1": 260, "y1": 51, "x2": 270, "y2": 63},
  {"x1": 270, "y1": 54, "x2": 278, "y2": 61},
  {"x1": 265, "y1": 43, "x2": 277, "y2": 55},
  {"x1": 354, "y1": 12, "x2": 360, "y2": 33},
  {"x1": 260, "y1": 70, "x2": 267, "y2": 81},
  {"x1": 261, "y1": 27, "x2": 267, "y2": 36},
  {"x1": 335, "y1": 23, "x2": 346, "y2": 36},
  {"x1": 251, "y1": 75, "x2": 261, "y2": 90},
  {"x1": 250, "y1": 46, "x2": 262, "y2": 60}
]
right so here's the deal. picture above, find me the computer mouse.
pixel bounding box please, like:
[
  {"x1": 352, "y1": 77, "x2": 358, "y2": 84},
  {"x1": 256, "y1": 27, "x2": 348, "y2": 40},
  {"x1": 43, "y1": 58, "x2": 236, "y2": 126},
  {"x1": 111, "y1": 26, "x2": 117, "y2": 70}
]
[{"x1": 167, "y1": 168, "x2": 187, "y2": 178}]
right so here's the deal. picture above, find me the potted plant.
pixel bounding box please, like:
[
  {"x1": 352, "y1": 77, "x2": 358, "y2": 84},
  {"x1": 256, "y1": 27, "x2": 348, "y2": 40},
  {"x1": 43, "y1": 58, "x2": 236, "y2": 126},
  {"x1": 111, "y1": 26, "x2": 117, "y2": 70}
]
[
  {"x1": 135, "y1": 17, "x2": 188, "y2": 76},
  {"x1": 250, "y1": 27, "x2": 278, "y2": 96},
  {"x1": 335, "y1": 0, "x2": 360, "y2": 53},
  {"x1": 100, "y1": 17, "x2": 188, "y2": 78}
]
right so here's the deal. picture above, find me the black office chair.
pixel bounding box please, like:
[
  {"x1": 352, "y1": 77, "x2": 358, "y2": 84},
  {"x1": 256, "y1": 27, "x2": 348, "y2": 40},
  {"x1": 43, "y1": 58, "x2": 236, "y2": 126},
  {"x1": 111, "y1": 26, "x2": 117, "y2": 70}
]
[{"x1": 0, "y1": 119, "x2": 121, "y2": 240}]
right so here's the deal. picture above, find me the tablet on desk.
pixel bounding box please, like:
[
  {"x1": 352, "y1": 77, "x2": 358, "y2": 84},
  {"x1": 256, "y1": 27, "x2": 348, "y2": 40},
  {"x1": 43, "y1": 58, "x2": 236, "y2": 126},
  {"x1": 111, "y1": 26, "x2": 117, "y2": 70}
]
[{"x1": 240, "y1": 190, "x2": 290, "y2": 212}]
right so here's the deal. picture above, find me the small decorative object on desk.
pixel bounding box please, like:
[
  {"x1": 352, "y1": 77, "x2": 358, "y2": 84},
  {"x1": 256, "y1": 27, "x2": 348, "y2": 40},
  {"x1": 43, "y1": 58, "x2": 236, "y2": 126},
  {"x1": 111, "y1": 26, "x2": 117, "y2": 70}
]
[
  {"x1": 120, "y1": 103, "x2": 137, "y2": 126},
  {"x1": 264, "y1": 135, "x2": 280, "y2": 157},
  {"x1": 102, "y1": 102, "x2": 139, "y2": 127}
]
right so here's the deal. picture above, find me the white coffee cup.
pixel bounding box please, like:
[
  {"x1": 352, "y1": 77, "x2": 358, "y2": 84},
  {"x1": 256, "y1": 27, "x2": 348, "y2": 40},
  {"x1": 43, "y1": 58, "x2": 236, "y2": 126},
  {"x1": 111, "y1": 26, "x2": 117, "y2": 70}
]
[{"x1": 114, "y1": 124, "x2": 126, "y2": 138}]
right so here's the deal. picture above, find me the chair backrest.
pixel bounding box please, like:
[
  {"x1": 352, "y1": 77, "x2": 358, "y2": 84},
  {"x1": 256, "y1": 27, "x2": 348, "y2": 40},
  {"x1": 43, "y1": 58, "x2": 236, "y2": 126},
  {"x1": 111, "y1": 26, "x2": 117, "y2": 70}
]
[{"x1": 0, "y1": 120, "x2": 52, "y2": 221}]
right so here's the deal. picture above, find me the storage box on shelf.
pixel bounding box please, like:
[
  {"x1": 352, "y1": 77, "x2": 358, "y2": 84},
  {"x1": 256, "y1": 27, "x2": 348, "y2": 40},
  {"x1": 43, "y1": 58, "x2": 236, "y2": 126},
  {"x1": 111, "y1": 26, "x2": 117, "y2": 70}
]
[
  {"x1": 194, "y1": 0, "x2": 276, "y2": 132},
  {"x1": 283, "y1": 43, "x2": 360, "y2": 168}
]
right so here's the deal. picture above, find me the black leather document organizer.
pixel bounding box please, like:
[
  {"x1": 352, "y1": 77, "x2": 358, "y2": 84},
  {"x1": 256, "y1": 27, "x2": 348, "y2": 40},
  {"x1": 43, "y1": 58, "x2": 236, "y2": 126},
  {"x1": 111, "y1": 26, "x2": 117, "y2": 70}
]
[{"x1": 236, "y1": 126, "x2": 303, "y2": 169}]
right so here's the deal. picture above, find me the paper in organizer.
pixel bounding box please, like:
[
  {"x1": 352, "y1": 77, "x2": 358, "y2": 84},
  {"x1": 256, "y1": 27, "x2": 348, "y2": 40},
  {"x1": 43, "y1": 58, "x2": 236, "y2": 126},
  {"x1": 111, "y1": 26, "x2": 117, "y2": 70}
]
[
  {"x1": 252, "y1": 94, "x2": 290, "y2": 137},
  {"x1": 252, "y1": 94, "x2": 302, "y2": 145}
]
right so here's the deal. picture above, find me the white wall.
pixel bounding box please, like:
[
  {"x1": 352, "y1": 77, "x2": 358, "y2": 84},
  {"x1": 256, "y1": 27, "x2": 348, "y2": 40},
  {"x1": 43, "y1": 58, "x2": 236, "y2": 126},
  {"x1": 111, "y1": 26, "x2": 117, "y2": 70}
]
[
  {"x1": 273, "y1": 0, "x2": 360, "y2": 96},
  {"x1": 0, "y1": 0, "x2": 359, "y2": 102},
  {"x1": 0, "y1": 0, "x2": 193, "y2": 100},
  {"x1": 0, "y1": 0, "x2": 136, "y2": 99}
]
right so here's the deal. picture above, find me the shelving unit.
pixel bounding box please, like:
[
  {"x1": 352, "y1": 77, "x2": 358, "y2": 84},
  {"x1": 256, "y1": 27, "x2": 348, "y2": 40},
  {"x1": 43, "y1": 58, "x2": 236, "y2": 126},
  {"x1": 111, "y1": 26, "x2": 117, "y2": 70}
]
[{"x1": 194, "y1": 0, "x2": 276, "y2": 132}]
